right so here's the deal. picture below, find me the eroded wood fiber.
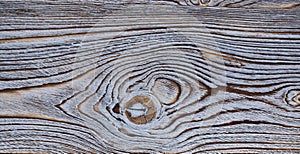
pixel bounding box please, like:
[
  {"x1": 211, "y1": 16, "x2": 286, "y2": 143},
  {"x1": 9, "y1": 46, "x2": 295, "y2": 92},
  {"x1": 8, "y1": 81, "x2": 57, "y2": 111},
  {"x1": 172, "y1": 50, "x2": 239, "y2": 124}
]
[{"x1": 0, "y1": 0, "x2": 300, "y2": 153}]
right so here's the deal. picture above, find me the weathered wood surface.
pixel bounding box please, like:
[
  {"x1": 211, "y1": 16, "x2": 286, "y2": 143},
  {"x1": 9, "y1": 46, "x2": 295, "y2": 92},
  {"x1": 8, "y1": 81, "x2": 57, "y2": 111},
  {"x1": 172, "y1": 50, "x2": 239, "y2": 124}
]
[{"x1": 1, "y1": 0, "x2": 300, "y2": 153}]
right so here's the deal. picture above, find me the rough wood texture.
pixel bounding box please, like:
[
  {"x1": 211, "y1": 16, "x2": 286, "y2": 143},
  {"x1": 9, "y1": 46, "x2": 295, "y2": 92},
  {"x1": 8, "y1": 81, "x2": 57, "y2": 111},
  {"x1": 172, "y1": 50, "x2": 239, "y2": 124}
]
[{"x1": 1, "y1": 0, "x2": 300, "y2": 153}]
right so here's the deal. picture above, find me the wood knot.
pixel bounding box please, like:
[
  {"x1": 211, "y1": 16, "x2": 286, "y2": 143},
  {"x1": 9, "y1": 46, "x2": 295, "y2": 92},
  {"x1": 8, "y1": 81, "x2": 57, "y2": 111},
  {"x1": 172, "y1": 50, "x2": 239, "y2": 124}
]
[
  {"x1": 200, "y1": 0, "x2": 210, "y2": 5},
  {"x1": 285, "y1": 90, "x2": 300, "y2": 107},
  {"x1": 189, "y1": 0, "x2": 210, "y2": 6},
  {"x1": 124, "y1": 95, "x2": 157, "y2": 125},
  {"x1": 151, "y1": 78, "x2": 180, "y2": 105}
]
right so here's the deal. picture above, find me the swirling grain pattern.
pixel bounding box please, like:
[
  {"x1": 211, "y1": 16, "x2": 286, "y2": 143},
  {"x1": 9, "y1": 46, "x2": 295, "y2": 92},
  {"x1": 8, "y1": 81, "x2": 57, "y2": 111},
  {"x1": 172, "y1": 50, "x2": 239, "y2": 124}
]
[
  {"x1": 0, "y1": 1, "x2": 300, "y2": 153},
  {"x1": 171, "y1": 0, "x2": 300, "y2": 8}
]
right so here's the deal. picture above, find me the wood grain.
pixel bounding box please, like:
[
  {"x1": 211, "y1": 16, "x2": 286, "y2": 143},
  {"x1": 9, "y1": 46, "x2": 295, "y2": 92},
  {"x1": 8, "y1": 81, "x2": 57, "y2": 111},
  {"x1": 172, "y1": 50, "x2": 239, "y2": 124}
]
[{"x1": 1, "y1": 0, "x2": 300, "y2": 153}]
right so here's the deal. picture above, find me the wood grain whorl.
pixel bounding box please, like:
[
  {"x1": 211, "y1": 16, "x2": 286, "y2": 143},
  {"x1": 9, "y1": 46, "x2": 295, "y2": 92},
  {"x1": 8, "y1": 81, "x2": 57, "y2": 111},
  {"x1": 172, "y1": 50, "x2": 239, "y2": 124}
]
[{"x1": 0, "y1": 1, "x2": 300, "y2": 153}]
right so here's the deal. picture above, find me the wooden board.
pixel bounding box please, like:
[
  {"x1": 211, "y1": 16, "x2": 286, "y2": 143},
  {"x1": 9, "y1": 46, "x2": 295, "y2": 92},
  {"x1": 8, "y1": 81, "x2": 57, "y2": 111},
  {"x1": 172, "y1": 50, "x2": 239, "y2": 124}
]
[{"x1": 0, "y1": 0, "x2": 300, "y2": 153}]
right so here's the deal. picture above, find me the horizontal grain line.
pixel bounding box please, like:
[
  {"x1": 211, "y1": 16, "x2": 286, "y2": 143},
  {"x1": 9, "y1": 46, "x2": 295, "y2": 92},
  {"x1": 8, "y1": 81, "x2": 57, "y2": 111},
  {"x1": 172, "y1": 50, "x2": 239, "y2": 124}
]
[
  {"x1": 0, "y1": 139, "x2": 91, "y2": 153},
  {"x1": 193, "y1": 146, "x2": 300, "y2": 153}
]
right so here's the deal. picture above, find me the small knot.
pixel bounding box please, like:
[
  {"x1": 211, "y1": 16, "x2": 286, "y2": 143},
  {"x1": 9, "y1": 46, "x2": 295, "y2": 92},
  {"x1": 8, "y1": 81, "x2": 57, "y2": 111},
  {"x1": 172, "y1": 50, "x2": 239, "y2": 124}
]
[
  {"x1": 152, "y1": 78, "x2": 180, "y2": 105},
  {"x1": 124, "y1": 95, "x2": 157, "y2": 125},
  {"x1": 285, "y1": 90, "x2": 300, "y2": 107},
  {"x1": 189, "y1": 0, "x2": 210, "y2": 5},
  {"x1": 200, "y1": 0, "x2": 210, "y2": 5}
]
